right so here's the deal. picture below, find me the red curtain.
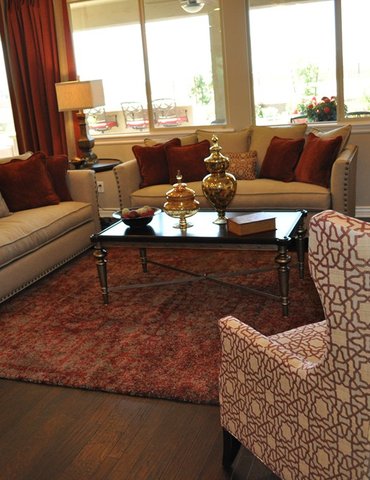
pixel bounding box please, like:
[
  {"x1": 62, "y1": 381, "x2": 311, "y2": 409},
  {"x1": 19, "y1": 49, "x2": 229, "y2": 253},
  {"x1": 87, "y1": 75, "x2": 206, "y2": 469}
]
[{"x1": 0, "y1": 0, "x2": 76, "y2": 156}]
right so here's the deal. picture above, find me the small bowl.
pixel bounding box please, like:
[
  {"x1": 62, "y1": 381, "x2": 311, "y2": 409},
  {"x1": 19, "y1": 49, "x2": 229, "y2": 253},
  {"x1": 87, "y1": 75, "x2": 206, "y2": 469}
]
[{"x1": 113, "y1": 207, "x2": 161, "y2": 227}]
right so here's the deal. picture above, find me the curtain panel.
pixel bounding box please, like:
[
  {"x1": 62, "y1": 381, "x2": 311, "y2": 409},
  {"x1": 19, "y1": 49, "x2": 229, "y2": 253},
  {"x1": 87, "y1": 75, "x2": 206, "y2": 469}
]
[{"x1": 0, "y1": 0, "x2": 76, "y2": 156}]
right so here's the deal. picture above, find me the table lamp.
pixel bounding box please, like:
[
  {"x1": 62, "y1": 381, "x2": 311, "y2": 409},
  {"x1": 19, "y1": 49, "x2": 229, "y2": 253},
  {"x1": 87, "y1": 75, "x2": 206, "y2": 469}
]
[{"x1": 55, "y1": 79, "x2": 105, "y2": 166}]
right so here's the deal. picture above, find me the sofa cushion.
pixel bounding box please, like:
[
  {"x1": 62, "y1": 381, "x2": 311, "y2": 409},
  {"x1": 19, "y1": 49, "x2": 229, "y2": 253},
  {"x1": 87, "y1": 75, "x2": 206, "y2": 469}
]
[
  {"x1": 310, "y1": 124, "x2": 351, "y2": 153},
  {"x1": 249, "y1": 124, "x2": 307, "y2": 172},
  {"x1": 133, "y1": 138, "x2": 181, "y2": 188},
  {"x1": 130, "y1": 179, "x2": 331, "y2": 212},
  {"x1": 144, "y1": 134, "x2": 198, "y2": 147},
  {"x1": 0, "y1": 151, "x2": 33, "y2": 164},
  {"x1": 165, "y1": 140, "x2": 210, "y2": 184},
  {"x1": 196, "y1": 128, "x2": 252, "y2": 152},
  {"x1": 0, "y1": 193, "x2": 10, "y2": 218},
  {"x1": 0, "y1": 201, "x2": 93, "y2": 268},
  {"x1": 260, "y1": 136, "x2": 305, "y2": 182},
  {"x1": 295, "y1": 132, "x2": 342, "y2": 188},
  {"x1": 0, "y1": 153, "x2": 60, "y2": 211},
  {"x1": 224, "y1": 151, "x2": 257, "y2": 180}
]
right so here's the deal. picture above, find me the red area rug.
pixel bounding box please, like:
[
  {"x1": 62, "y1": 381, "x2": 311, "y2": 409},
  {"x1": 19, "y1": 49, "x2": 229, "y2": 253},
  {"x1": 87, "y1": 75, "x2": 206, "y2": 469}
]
[{"x1": 0, "y1": 247, "x2": 324, "y2": 404}]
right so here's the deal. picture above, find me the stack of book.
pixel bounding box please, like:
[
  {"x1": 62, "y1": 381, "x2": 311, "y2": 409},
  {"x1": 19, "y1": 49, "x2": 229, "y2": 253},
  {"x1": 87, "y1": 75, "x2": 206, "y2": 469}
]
[{"x1": 227, "y1": 212, "x2": 276, "y2": 236}]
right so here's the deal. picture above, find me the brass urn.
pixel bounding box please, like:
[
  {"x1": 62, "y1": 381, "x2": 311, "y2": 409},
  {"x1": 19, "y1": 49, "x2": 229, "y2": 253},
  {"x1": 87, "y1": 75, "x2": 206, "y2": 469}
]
[
  {"x1": 164, "y1": 171, "x2": 200, "y2": 230},
  {"x1": 202, "y1": 135, "x2": 237, "y2": 224}
]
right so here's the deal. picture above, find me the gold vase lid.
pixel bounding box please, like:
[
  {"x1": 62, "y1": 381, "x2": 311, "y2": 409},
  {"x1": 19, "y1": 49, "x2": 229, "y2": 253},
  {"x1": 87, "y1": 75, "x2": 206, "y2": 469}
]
[
  {"x1": 204, "y1": 135, "x2": 229, "y2": 173},
  {"x1": 164, "y1": 170, "x2": 199, "y2": 216}
]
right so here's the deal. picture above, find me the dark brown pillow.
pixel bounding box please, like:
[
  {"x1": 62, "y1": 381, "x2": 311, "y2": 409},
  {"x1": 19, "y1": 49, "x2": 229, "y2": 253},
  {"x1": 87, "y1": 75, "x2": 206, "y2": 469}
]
[
  {"x1": 133, "y1": 138, "x2": 181, "y2": 188},
  {"x1": 294, "y1": 132, "x2": 342, "y2": 187},
  {"x1": 42, "y1": 154, "x2": 72, "y2": 201},
  {"x1": 0, "y1": 152, "x2": 60, "y2": 211},
  {"x1": 165, "y1": 140, "x2": 210, "y2": 184},
  {"x1": 260, "y1": 136, "x2": 305, "y2": 182}
]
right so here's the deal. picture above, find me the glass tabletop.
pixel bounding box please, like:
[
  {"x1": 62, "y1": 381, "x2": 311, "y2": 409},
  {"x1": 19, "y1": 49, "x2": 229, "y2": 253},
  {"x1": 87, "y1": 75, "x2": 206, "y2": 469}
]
[{"x1": 93, "y1": 210, "x2": 305, "y2": 246}]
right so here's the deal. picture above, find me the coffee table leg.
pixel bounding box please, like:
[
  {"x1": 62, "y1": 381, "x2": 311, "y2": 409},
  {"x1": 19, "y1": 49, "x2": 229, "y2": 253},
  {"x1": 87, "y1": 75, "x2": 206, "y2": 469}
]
[
  {"x1": 139, "y1": 248, "x2": 148, "y2": 272},
  {"x1": 275, "y1": 241, "x2": 291, "y2": 317},
  {"x1": 296, "y1": 215, "x2": 306, "y2": 279},
  {"x1": 93, "y1": 243, "x2": 109, "y2": 304}
]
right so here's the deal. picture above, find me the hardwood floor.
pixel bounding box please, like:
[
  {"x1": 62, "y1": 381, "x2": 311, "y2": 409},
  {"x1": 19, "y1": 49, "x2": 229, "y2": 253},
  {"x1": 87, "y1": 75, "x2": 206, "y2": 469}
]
[{"x1": 0, "y1": 379, "x2": 280, "y2": 480}]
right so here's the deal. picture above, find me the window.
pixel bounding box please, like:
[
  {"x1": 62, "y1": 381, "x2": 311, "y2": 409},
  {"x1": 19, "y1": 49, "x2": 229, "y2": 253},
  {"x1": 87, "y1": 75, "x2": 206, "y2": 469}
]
[
  {"x1": 248, "y1": 0, "x2": 370, "y2": 125},
  {"x1": 0, "y1": 42, "x2": 17, "y2": 157},
  {"x1": 342, "y1": 0, "x2": 370, "y2": 118},
  {"x1": 69, "y1": 0, "x2": 225, "y2": 136}
]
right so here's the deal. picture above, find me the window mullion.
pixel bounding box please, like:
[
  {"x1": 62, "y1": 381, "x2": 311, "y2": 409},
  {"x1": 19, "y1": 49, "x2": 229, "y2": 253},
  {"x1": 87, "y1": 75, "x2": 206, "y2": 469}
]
[
  {"x1": 138, "y1": 0, "x2": 155, "y2": 130},
  {"x1": 335, "y1": 0, "x2": 345, "y2": 121}
]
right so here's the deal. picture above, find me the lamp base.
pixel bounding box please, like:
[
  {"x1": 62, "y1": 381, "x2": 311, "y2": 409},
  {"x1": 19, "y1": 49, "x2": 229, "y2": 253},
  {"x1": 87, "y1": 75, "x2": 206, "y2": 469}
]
[{"x1": 77, "y1": 111, "x2": 98, "y2": 166}]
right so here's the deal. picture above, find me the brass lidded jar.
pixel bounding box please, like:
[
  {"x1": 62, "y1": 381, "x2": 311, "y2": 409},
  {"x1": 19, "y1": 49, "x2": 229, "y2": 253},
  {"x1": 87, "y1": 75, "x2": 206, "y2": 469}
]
[
  {"x1": 202, "y1": 135, "x2": 237, "y2": 224},
  {"x1": 164, "y1": 171, "x2": 199, "y2": 230}
]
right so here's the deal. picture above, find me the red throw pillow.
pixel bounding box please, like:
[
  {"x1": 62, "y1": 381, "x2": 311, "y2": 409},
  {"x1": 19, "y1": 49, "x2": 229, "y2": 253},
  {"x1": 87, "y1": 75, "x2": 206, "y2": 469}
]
[
  {"x1": 260, "y1": 136, "x2": 305, "y2": 182},
  {"x1": 42, "y1": 154, "x2": 72, "y2": 201},
  {"x1": 0, "y1": 152, "x2": 60, "y2": 211},
  {"x1": 133, "y1": 138, "x2": 181, "y2": 188},
  {"x1": 294, "y1": 132, "x2": 342, "y2": 188},
  {"x1": 165, "y1": 140, "x2": 210, "y2": 184}
]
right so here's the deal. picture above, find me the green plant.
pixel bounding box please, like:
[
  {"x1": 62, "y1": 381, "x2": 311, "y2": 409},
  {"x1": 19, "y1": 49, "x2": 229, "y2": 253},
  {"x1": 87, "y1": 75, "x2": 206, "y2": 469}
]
[
  {"x1": 296, "y1": 64, "x2": 319, "y2": 97},
  {"x1": 190, "y1": 75, "x2": 212, "y2": 105}
]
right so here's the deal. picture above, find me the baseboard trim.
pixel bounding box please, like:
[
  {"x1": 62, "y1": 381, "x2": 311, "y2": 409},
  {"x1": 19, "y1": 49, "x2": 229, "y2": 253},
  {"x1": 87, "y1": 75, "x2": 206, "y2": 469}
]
[{"x1": 355, "y1": 206, "x2": 370, "y2": 219}]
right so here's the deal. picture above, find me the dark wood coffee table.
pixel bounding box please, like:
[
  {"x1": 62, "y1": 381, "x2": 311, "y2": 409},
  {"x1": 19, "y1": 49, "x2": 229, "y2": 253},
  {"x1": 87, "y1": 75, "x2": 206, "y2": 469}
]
[{"x1": 91, "y1": 210, "x2": 307, "y2": 316}]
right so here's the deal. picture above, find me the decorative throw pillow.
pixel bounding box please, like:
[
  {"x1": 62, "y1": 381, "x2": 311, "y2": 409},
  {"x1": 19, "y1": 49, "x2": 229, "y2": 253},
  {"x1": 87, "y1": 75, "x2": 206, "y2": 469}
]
[
  {"x1": 223, "y1": 151, "x2": 257, "y2": 180},
  {"x1": 0, "y1": 152, "x2": 60, "y2": 211},
  {"x1": 249, "y1": 124, "x2": 307, "y2": 173},
  {"x1": 42, "y1": 154, "x2": 72, "y2": 201},
  {"x1": 294, "y1": 132, "x2": 342, "y2": 188},
  {"x1": 310, "y1": 124, "x2": 351, "y2": 153},
  {"x1": 0, "y1": 192, "x2": 11, "y2": 217},
  {"x1": 259, "y1": 136, "x2": 305, "y2": 182},
  {"x1": 133, "y1": 138, "x2": 181, "y2": 188},
  {"x1": 165, "y1": 140, "x2": 210, "y2": 184},
  {"x1": 196, "y1": 128, "x2": 252, "y2": 152}
]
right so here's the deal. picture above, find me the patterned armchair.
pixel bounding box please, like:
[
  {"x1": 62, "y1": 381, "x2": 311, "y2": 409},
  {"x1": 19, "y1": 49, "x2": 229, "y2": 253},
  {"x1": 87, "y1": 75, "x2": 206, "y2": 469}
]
[{"x1": 219, "y1": 210, "x2": 370, "y2": 480}]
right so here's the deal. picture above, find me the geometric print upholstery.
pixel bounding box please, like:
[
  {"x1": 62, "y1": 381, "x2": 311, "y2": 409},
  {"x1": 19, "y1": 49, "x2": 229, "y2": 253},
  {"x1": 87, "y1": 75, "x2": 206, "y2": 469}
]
[{"x1": 219, "y1": 210, "x2": 370, "y2": 479}]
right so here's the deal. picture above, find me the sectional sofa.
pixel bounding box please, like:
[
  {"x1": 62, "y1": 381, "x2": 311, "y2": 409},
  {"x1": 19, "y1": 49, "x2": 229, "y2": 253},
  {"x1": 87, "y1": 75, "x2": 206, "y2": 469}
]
[
  {"x1": 114, "y1": 124, "x2": 358, "y2": 219},
  {"x1": 0, "y1": 152, "x2": 100, "y2": 304}
]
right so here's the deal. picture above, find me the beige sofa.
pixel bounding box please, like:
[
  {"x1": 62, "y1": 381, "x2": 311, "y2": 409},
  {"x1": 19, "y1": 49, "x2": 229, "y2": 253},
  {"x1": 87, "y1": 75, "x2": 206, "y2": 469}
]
[
  {"x1": 0, "y1": 169, "x2": 100, "y2": 304},
  {"x1": 113, "y1": 125, "x2": 358, "y2": 218}
]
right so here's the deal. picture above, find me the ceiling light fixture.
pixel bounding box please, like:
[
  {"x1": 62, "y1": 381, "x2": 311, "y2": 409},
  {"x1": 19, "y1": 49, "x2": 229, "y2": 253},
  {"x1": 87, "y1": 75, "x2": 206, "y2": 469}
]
[{"x1": 180, "y1": 0, "x2": 205, "y2": 14}]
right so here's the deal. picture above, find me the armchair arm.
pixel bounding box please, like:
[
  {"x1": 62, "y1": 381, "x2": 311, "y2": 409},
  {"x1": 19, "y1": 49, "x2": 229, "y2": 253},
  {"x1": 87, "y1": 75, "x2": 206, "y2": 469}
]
[
  {"x1": 330, "y1": 144, "x2": 358, "y2": 216},
  {"x1": 66, "y1": 169, "x2": 101, "y2": 232},
  {"x1": 113, "y1": 159, "x2": 141, "y2": 209}
]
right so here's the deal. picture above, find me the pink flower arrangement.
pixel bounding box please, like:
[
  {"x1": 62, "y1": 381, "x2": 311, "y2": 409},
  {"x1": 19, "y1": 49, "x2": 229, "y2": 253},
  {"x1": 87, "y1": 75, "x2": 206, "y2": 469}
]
[{"x1": 304, "y1": 96, "x2": 337, "y2": 122}]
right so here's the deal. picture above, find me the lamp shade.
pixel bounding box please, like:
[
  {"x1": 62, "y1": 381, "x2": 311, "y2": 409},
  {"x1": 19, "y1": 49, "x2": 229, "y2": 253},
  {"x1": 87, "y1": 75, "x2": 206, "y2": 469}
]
[{"x1": 55, "y1": 80, "x2": 105, "y2": 112}]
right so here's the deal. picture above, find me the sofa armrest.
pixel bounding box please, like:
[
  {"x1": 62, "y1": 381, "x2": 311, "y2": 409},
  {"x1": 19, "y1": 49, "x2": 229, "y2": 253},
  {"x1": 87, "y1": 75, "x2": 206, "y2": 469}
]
[
  {"x1": 66, "y1": 169, "x2": 101, "y2": 232},
  {"x1": 330, "y1": 144, "x2": 358, "y2": 216},
  {"x1": 113, "y1": 159, "x2": 141, "y2": 208}
]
